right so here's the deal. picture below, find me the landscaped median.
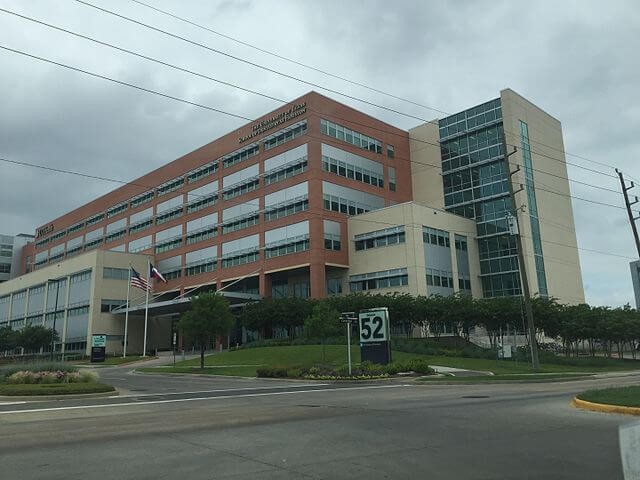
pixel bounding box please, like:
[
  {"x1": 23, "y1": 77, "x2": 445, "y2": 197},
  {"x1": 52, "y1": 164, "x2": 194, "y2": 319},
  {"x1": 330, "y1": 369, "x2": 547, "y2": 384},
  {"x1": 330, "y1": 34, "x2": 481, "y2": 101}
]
[
  {"x1": 134, "y1": 343, "x2": 637, "y2": 382},
  {"x1": 0, "y1": 362, "x2": 115, "y2": 397},
  {"x1": 572, "y1": 386, "x2": 640, "y2": 416}
]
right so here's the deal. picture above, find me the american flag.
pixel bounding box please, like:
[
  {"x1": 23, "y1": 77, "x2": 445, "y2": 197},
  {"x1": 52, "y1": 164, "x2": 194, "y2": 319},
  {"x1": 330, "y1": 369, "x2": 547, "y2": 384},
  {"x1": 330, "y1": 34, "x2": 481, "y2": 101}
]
[{"x1": 130, "y1": 267, "x2": 150, "y2": 291}]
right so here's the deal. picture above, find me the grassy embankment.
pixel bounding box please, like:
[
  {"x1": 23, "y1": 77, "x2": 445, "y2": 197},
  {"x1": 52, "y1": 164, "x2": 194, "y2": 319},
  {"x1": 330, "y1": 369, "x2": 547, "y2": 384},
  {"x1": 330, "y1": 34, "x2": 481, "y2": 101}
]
[{"x1": 137, "y1": 345, "x2": 640, "y2": 378}]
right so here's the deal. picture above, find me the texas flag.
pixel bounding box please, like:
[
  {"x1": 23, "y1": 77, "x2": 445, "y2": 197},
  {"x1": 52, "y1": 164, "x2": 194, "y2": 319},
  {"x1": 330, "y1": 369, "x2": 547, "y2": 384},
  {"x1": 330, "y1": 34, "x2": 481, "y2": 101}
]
[{"x1": 150, "y1": 263, "x2": 168, "y2": 283}]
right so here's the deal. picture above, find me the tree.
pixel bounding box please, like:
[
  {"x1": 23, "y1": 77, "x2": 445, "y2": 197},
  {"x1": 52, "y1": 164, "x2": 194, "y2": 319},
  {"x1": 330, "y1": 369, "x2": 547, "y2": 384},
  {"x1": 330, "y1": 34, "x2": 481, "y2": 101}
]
[
  {"x1": 18, "y1": 325, "x2": 56, "y2": 352},
  {"x1": 304, "y1": 302, "x2": 342, "y2": 363},
  {"x1": 0, "y1": 325, "x2": 19, "y2": 352},
  {"x1": 179, "y1": 293, "x2": 235, "y2": 369}
]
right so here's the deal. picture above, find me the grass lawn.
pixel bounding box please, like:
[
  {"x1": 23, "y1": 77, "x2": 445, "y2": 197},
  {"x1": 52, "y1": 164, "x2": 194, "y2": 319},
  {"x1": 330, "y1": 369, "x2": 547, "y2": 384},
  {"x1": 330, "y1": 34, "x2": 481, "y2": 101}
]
[
  {"x1": 417, "y1": 373, "x2": 593, "y2": 383},
  {"x1": 135, "y1": 345, "x2": 640, "y2": 378},
  {"x1": 0, "y1": 382, "x2": 115, "y2": 396},
  {"x1": 100, "y1": 356, "x2": 149, "y2": 366},
  {"x1": 577, "y1": 386, "x2": 640, "y2": 407}
]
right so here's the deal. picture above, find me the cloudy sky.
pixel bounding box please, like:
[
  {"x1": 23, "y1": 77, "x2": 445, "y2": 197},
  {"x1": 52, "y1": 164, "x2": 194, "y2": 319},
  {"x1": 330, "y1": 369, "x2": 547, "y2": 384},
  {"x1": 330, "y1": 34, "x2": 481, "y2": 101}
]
[{"x1": 1, "y1": 0, "x2": 638, "y2": 306}]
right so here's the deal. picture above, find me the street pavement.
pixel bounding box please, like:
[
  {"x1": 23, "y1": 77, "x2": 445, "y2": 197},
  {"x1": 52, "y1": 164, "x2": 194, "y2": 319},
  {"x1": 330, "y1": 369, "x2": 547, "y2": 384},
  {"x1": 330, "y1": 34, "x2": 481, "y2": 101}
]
[{"x1": 1, "y1": 366, "x2": 639, "y2": 479}]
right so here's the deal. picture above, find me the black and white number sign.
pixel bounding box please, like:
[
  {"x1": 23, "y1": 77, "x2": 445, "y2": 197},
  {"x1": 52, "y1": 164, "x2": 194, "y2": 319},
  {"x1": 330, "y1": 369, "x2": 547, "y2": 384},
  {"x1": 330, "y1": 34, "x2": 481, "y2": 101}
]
[{"x1": 359, "y1": 309, "x2": 389, "y2": 343}]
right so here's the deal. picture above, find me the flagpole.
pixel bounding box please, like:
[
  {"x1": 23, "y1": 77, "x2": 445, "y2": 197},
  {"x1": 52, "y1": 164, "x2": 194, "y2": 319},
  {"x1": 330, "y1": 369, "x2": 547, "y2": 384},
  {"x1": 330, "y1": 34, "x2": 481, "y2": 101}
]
[
  {"x1": 143, "y1": 257, "x2": 150, "y2": 357},
  {"x1": 123, "y1": 265, "x2": 131, "y2": 358}
]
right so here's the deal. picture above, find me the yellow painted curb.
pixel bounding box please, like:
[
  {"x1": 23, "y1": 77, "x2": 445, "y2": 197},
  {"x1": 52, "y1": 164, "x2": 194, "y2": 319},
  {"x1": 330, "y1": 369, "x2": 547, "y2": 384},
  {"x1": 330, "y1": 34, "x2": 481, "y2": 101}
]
[{"x1": 571, "y1": 397, "x2": 640, "y2": 416}]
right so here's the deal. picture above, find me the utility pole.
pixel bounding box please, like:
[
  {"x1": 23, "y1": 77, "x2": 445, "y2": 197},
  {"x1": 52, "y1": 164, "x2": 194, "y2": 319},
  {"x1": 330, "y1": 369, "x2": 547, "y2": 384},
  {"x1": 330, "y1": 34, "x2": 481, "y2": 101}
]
[
  {"x1": 501, "y1": 132, "x2": 540, "y2": 369},
  {"x1": 615, "y1": 169, "x2": 640, "y2": 258}
]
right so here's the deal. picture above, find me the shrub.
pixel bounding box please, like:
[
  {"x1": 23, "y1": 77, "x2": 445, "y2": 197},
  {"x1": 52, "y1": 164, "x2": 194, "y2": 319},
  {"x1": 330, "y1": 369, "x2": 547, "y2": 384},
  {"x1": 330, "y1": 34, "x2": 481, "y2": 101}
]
[
  {"x1": 405, "y1": 359, "x2": 435, "y2": 375},
  {"x1": 256, "y1": 367, "x2": 288, "y2": 378},
  {"x1": 0, "y1": 362, "x2": 78, "y2": 382},
  {"x1": 287, "y1": 368, "x2": 302, "y2": 378}
]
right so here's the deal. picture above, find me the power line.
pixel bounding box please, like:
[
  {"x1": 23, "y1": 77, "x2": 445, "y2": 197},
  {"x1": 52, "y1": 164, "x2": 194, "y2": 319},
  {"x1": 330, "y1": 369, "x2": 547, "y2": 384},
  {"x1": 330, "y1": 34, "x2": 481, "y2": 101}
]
[
  {"x1": 0, "y1": 42, "x2": 630, "y2": 216},
  {"x1": 72, "y1": 0, "x2": 629, "y2": 182},
  {"x1": 0, "y1": 6, "x2": 624, "y2": 191},
  {"x1": 127, "y1": 0, "x2": 630, "y2": 180},
  {"x1": 127, "y1": 0, "x2": 448, "y2": 117},
  {"x1": 0, "y1": 41, "x2": 622, "y2": 219}
]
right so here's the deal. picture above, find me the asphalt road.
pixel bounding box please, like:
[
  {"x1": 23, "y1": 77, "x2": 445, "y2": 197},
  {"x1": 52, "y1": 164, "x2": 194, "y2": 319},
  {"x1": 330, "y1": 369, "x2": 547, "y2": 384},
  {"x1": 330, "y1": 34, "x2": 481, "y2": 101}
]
[{"x1": 1, "y1": 366, "x2": 639, "y2": 480}]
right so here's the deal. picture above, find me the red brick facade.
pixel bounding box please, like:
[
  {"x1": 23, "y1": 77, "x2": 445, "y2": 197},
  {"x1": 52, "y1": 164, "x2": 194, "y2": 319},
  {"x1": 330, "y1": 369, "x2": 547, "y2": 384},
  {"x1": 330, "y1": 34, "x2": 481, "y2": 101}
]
[{"x1": 28, "y1": 92, "x2": 411, "y2": 298}]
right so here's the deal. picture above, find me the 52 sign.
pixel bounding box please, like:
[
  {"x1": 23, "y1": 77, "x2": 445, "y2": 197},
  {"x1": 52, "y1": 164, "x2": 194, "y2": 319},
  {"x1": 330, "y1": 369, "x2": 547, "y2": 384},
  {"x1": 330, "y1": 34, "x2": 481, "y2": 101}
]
[{"x1": 359, "y1": 309, "x2": 389, "y2": 343}]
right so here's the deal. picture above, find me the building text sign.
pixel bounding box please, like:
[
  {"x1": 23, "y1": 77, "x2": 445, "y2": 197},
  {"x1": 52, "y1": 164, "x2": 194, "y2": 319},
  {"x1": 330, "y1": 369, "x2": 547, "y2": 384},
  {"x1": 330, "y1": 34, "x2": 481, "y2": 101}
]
[
  {"x1": 239, "y1": 102, "x2": 306, "y2": 143},
  {"x1": 36, "y1": 224, "x2": 54, "y2": 238}
]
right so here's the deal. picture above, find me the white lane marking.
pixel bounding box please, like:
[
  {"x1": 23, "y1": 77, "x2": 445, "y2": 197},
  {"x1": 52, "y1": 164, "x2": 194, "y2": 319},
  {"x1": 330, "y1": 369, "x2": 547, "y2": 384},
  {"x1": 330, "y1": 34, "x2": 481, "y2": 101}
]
[
  {"x1": 116, "y1": 383, "x2": 329, "y2": 399},
  {"x1": 0, "y1": 401, "x2": 27, "y2": 406},
  {"x1": 0, "y1": 384, "x2": 411, "y2": 415}
]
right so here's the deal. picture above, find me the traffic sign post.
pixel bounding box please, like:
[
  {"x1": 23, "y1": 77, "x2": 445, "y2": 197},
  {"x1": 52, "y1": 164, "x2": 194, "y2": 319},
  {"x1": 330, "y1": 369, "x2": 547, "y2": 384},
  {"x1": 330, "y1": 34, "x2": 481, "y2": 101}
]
[
  {"x1": 340, "y1": 312, "x2": 357, "y2": 375},
  {"x1": 358, "y1": 308, "x2": 392, "y2": 365}
]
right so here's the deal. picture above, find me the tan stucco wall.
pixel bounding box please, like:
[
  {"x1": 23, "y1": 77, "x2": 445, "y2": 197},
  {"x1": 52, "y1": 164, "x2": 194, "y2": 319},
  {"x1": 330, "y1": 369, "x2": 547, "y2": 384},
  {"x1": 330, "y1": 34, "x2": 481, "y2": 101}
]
[
  {"x1": 0, "y1": 250, "x2": 151, "y2": 355},
  {"x1": 500, "y1": 89, "x2": 585, "y2": 304},
  {"x1": 408, "y1": 122, "x2": 445, "y2": 209},
  {"x1": 347, "y1": 202, "x2": 481, "y2": 297}
]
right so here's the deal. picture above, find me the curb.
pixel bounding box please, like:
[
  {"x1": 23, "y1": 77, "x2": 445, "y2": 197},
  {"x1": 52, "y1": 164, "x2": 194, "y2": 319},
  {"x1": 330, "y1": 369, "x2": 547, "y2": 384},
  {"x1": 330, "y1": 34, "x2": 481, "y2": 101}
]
[
  {"x1": 571, "y1": 397, "x2": 640, "y2": 416},
  {"x1": 0, "y1": 389, "x2": 118, "y2": 402}
]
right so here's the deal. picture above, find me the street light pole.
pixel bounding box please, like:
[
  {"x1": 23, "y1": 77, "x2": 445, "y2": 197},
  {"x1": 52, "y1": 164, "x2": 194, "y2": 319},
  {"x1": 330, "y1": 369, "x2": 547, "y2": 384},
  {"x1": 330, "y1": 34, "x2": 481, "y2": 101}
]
[{"x1": 48, "y1": 279, "x2": 61, "y2": 361}]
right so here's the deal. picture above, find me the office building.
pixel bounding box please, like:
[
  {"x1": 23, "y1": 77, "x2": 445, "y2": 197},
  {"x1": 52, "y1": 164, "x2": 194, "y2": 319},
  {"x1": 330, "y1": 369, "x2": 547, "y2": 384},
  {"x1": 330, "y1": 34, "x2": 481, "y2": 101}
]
[
  {"x1": 0, "y1": 233, "x2": 35, "y2": 283},
  {"x1": 0, "y1": 89, "x2": 585, "y2": 354}
]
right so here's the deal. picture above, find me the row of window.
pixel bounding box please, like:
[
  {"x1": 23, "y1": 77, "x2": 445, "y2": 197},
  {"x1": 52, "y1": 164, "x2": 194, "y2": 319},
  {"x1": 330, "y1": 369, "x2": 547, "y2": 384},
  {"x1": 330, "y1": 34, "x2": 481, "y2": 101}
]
[
  {"x1": 264, "y1": 157, "x2": 307, "y2": 185},
  {"x1": 349, "y1": 268, "x2": 409, "y2": 292},
  {"x1": 265, "y1": 237, "x2": 309, "y2": 259},
  {"x1": 222, "y1": 178, "x2": 259, "y2": 201},
  {"x1": 321, "y1": 155, "x2": 384, "y2": 188},
  {"x1": 354, "y1": 227, "x2": 405, "y2": 251},
  {"x1": 321, "y1": 118, "x2": 383, "y2": 155},
  {"x1": 264, "y1": 198, "x2": 308, "y2": 222},
  {"x1": 222, "y1": 214, "x2": 259, "y2": 235},
  {"x1": 264, "y1": 122, "x2": 307, "y2": 151},
  {"x1": 221, "y1": 144, "x2": 259, "y2": 169},
  {"x1": 426, "y1": 268, "x2": 454, "y2": 289},
  {"x1": 439, "y1": 98, "x2": 502, "y2": 140},
  {"x1": 423, "y1": 227, "x2": 450, "y2": 247},
  {"x1": 323, "y1": 194, "x2": 376, "y2": 216}
]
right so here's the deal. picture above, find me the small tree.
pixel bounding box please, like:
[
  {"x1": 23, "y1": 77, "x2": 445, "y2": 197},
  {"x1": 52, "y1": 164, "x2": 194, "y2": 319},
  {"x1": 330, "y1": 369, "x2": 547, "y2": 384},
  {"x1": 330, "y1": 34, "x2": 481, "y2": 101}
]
[
  {"x1": 304, "y1": 303, "x2": 341, "y2": 363},
  {"x1": 179, "y1": 293, "x2": 235, "y2": 369},
  {"x1": 18, "y1": 325, "x2": 56, "y2": 352},
  {"x1": 0, "y1": 325, "x2": 19, "y2": 352}
]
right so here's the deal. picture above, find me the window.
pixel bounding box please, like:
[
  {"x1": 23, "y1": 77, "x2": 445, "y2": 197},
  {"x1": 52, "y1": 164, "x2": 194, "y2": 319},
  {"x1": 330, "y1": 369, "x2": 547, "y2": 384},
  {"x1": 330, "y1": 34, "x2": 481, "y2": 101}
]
[
  {"x1": 220, "y1": 250, "x2": 259, "y2": 269},
  {"x1": 155, "y1": 237, "x2": 183, "y2": 254},
  {"x1": 221, "y1": 214, "x2": 259, "y2": 234},
  {"x1": 186, "y1": 194, "x2": 217, "y2": 213},
  {"x1": 185, "y1": 260, "x2": 216, "y2": 276},
  {"x1": 67, "y1": 222, "x2": 85, "y2": 235},
  {"x1": 327, "y1": 278, "x2": 342, "y2": 296},
  {"x1": 157, "y1": 177, "x2": 184, "y2": 196},
  {"x1": 423, "y1": 227, "x2": 450, "y2": 247},
  {"x1": 354, "y1": 226, "x2": 405, "y2": 251},
  {"x1": 264, "y1": 157, "x2": 307, "y2": 185},
  {"x1": 35, "y1": 237, "x2": 50, "y2": 248},
  {"x1": 387, "y1": 145, "x2": 395, "y2": 158},
  {"x1": 103, "y1": 267, "x2": 128, "y2": 280},
  {"x1": 321, "y1": 118, "x2": 382, "y2": 154},
  {"x1": 105, "y1": 230, "x2": 126, "y2": 243},
  {"x1": 107, "y1": 202, "x2": 128, "y2": 218},
  {"x1": 322, "y1": 155, "x2": 383, "y2": 188},
  {"x1": 324, "y1": 234, "x2": 341, "y2": 251},
  {"x1": 70, "y1": 270, "x2": 91, "y2": 284},
  {"x1": 264, "y1": 198, "x2": 308, "y2": 222},
  {"x1": 101, "y1": 299, "x2": 126, "y2": 313},
  {"x1": 293, "y1": 282, "x2": 310, "y2": 299},
  {"x1": 130, "y1": 190, "x2": 154, "y2": 208},
  {"x1": 221, "y1": 143, "x2": 259, "y2": 169},
  {"x1": 388, "y1": 167, "x2": 396, "y2": 192},
  {"x1": 263, "y1": 121, "x2": 307, "y2": 151},
  {"x1": 271, "y1": 279, "x2": 289, "y2": 299},
  {"x1": 349, "y1": 268, "x2": 408, "y2": 292},
  {"x1": 156, "y1": 207, "x2": 183, "y2": 225},
  {"x1": 222, "y1": 178, "x2": 259, "y2": 201},
  {"x1": 186, "y1": 226, "x2": 218, "y2": 245},
  {"x1": 265, "y1": 237, "x2": 309, "y2": 259},
  {"x1": 85, "y1": 213, "x2": 105, "y2": 227},
  {"x1": 128, "y1": 219, "x2": 153, "y2": 235},
  {"x1": 163, "y1": 270, "x2": 181, "y2": 280},
  {"x1": 426, "y1": 268, "x2": 454, "y2": 290},
  {"x1": 188, "y1": 161, "x2": 218, "y2": 183},
  {"x1": 50, "y1": 231, "x2": 65, "y2": 242},
  {"x1": 322, "y1": 194, "x2": 377, "y2": 215},
  {"x1": 85, "y1": 238, "x2": 103, "y2": 251}
]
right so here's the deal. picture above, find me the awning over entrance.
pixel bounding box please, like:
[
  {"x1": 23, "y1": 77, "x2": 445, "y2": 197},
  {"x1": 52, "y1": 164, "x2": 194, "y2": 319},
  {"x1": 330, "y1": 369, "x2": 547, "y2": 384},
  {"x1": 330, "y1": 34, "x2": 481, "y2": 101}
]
[{"x1": 111, "y1": 291, "x2": 260, "y2": 317}]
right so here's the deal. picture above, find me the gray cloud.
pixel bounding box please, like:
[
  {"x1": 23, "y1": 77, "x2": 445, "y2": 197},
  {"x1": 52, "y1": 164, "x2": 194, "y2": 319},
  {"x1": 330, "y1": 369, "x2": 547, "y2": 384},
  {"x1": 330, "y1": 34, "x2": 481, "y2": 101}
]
[{"x1": 0, "y1": 0, "x2": 638, "y2": 306}]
